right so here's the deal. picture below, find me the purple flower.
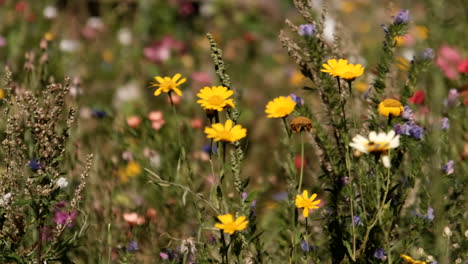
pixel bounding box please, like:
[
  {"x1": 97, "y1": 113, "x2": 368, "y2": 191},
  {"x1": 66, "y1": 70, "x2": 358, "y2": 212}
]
[
  {"x1": 423, "y1": 48, "x2": 435, "y2": 60},
  {"x1": 425, "y1": 207, "x2": 434, "y2": 221},
  {"x1": 409, "y1": 124, "x2": 424, "y2": 139},
  {"x1": 272, "y1": 192, "x2": 288, "y2": 201},
  {"x1": 300, "y1": 240, "x2": 313, "y2": 252},
  {"x1": 442, "y1": 160, "x2": 454, "y2": 175},
  {"x1": 402, "y1": 105, "x2": 414, "y2": 120},
  {"x1": 54, "y1": 210, "x2": 78, "y2": 227},
  {"x1": 394, "y1": 9, "x2": 410, "y2": 24},
  {"x1": 353, "y1": 216, "x2": 363, "y2": 226},
  {"x1": 28, "y1": 159, "x2": 41, "y2": 171},
  {"x1": 128, "y1": 240, "x2": 138, "y2": 253},
  {"x1": 440, "y1": 117, "x2": 450, "y2": 130},
  {"x1": 202, "y1": 144, "x2": 217, "y2": 154},
  {"x1": 0, "y1": 36, "x2": 6, "y2": 47},
  {"x1": 444, "y1": 89, "x2": 459, "y2": 106},
  {"x1": 289, "y1": 93, "x2": 304, "y2": 106},
  {"x1": 374, "y1": 248, "x2": 387, "y2": 260},
  {"x1": 241, "y1": 192, "x2": 248, "y2": 201},
  {"x1": 340, "y1": 176, "x2": 350, "y2": 185},
  {"x1": 299, "y1": 24, "x2": 316, "y2": 37},
  {"x1": 92, "y1": 109, "x2": 107, "y2": 118}
]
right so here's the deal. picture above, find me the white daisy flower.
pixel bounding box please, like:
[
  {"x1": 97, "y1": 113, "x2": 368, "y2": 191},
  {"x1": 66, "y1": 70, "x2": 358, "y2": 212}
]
[
  {"x1": 349, "y1": 130, "x2": 400, "y2": 168},
  {"x1": 56, "y1": 177, "x2": 69, "y2": 189}
]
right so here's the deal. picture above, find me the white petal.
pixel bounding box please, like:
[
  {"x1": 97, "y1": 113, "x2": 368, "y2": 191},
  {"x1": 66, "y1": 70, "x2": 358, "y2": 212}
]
[
  {"x1": 369, "y1": 131, "x2": 377, "y2": 141},
  {"x1": 381, "y1": 155, "x2": 391, "y2": 168},
  {"x1": 349, "y1": 142, "x2": 368, "y2": 153},
  {"x1": 376, "y1": 132, "x2": 387, "y2": 141},
  {"x1": 386, "y1": 130, "x2": 396, "y2": 141},
  {"x1": 389, "y1": 135, "x2": 400, "y2": 148}
]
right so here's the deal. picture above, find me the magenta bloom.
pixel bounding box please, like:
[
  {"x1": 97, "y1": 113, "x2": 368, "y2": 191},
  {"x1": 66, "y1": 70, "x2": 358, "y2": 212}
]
[
  {"x1": 54, "y1": 202, "x2": 78, "y2": 227},
  {"x1": 436, "y1": 45, "x2": 463, "y2": 79},
  {"x1": 144, "y1": 36, "x2": 185, "y2": 64}
]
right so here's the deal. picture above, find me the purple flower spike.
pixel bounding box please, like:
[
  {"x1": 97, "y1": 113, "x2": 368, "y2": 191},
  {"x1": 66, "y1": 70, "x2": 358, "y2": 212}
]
[
  {"x1": 289, "y1": 93, "x2": 304, "y2": 106},
  {"x1": 402, "y1": 105, "x2": 414, "y2": 120},
  {"x1": 409, "y1": 124, "x2": 424, "y2": 139},
  {"x1": 440, "y1": 117, "x2": 450, "y2": 130},
  {"x1": 374, "y1": 248, "x2": 387, "y2": 260},
  {"x1": 299, "y1": 24, "x2": 316, "y2": 37},
  {"x1": 128, "y1": 240, "x2": 138, "y2": 253},
  {"x1": 425, "y1": 207, "x2": 434, "y2": 221},
  {"x1": 300, "y1": 240, "x2": 313, "y2": 252},
  {"x1": 442, "y1": 160, "x2": 454, "y2": 175},
  {"x1": 394, "y1": 9, "x2": 410, "y2": 24}
]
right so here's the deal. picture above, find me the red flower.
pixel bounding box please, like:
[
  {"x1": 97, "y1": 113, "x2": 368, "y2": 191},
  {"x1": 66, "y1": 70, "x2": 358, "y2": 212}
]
[
  {"x1": 457, "y1": 59, "x2": 468, "y2": 73},
  {"x1": 15, "y1": 1, "x2": 27, "y2": 13},
  {"x1": 409, "y1": 90, "x2": 425, "y2": 104},
  {"x1": 294, "y1": 155, "x2": 306, "y2": 170}
]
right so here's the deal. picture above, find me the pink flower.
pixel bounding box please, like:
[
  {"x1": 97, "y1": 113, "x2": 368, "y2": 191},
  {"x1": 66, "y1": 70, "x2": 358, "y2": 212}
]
[
  {"x1": 436, "y1": 45, "x2": 463, "y2": 79},
  {"x1": 148, "y1": 111, "x2": 163, "y2": 122},
  {"x1": 123, "y1": 212, "x2": 145, "y2": 226},
  {"x1": 127, "y1": 116, "x2": 142, "y2": 128},
  {"x1": 152, "y1": 120, "x2": 166, "y2": 130},
  {"x1": 191, "y1": 72, "x2": 212, "y2": 87},
  {"x1": 457, "y1": 59, "x2": 468, "y2": 74},
  {"x1": 144, "y1": 36, "x2": 184, "y2": 64},
  {"x1": 190, "y1": 118, "x2": 203, "y2": 129},
  {"x1": 167, "y1": 93, "x2": 182, "y2": 105}
]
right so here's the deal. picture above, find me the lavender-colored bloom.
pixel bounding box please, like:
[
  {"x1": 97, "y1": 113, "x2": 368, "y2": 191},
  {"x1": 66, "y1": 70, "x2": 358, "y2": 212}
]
[
  {"x1": 202, "y1": 144, "x2": 217, "y2": 154},
  {"x1": 374, "y1": 248, "x2": 387, "y2": 260},
  {"x1": 289, "y1": 93, "x2": 304, "y2": 106},
  {"x1": 402, "y1": 105, "x2": 414, "y2": 120},
  {"x1": 401, "y1": 122, "x2": 412, "y2": 135},
  {"x1": 409, "y1": 124, "x2": 424, "y2": 139},
  {"x1": 128, "y1": 240, "x2": 138, "y2": 253},
  {"x1": 28, "y1": 159, "x2": 40, "y2": 171},
  {"x1": 54, "y1": 210, "x2": 78, "y2": 227},
  {"x1": 442, "y1": 160, "x2": 454, "y2": 175},
  {"x1": 440, "y1": 117, "x2": 450, "y2": 130},
  {"x1": 299, "y1": 24, "x2": 316, "y2": 37},
  {"x1": 353, "y1": 216, "x2": 364, "y2": 226},
  {"x1": 394, "y1": 9, "x2": 410, "y2": 24},
  {"x1": 241, "y1": 192, "x2": 248, "y2": 201},
  {"x1": 394, "y1": 124, "x2": 403, "y2": 135},
  {"x1": 423, "y1": 48, "x2": 434, "y2": 60},
  {"x1": 272, "y1": 192, "x2": 288, "y2": 201},
  {"x1": 425, "y1": 207, "x2": 434, "y2": 221},
  {"x1": 300, "y1": 240, "x2": 313, "y2": 252},
  {"x1": 92, "y1": 109, "x2": 107, "y2": 118},
  {"x1": 444, "y1": 89, "x2": 459, "y2": 106}
]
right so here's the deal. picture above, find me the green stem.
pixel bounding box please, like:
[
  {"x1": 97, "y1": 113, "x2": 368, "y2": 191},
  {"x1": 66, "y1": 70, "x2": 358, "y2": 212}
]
[
  {"x1": 282, "y1": 116, "x2": 291, "y2": 138},
  {"x1": 298, "y1": 132, "x2": 305, "y2": 192}
]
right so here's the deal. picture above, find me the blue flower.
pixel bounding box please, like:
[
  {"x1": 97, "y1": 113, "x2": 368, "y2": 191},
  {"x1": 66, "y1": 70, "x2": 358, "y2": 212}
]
[
  {"x1": 374, "y1": 248, "x2": 387, "y2": 260},
  {"x1": 202, "y1": 144, "x2": 217, "y2": 154},
  {"x1": 425, "y1": 207, "x2": 434, "y2": 221},
  {"x1": 423, "y1": 48, "x2": 434, "y2": 60},
  {"x1": 28, "y1": 159, "x2": 41, "y2": 171},
  {"x1": 409, "y1": 124, "x2": 424, "y2": 139},
  {"x1": 440, "y1": 117, "x2": 450, "y2": 130},
  {"x1": 353, "y1": 216, "x2": 364, "y2": 226},
  {"x1": 289, "y1": 93, "x2": 304, "y2": 106},
  {"x1": 402, "y1": 105, "x2": 414, "y2": 120},
  {"x1": 394, "y1": 9, "x2": 410, "y2": 24},
  {"x1": 92, "y1": 109, "x2": 107, "y2": 118},
  {"x1": 298, "y1": 24, "x2": 316, "y2": 37},
  {"x1": 442, "y1": 160, "x2": 454, "y2": 175},
  {"x1": 127, "y1": 240, "x2": 138, "y2": 253},
  {"x1": 300, "y1": 240, "x2": 313, "y2": 253}
]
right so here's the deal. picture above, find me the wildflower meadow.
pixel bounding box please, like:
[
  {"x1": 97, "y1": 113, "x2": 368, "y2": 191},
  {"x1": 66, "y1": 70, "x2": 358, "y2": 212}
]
[{"x1": 0, "y1": 0, "x2": 467, "y2": 263}]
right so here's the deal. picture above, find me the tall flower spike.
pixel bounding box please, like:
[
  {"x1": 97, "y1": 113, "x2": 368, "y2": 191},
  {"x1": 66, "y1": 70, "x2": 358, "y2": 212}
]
[{"x1": 150, "y1": 73, "x2": 186, "y2": 96}]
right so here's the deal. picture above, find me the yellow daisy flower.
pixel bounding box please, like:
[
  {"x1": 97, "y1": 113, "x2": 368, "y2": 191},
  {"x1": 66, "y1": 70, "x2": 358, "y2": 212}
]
[
  {"x1": 150, "y1": 73, "x2": 186, "y2": 96},
  {"x1": 400, "y1": 254, "x2": 427, "y2": 264},
  {"x1": 118, "y1": 161, "x2": 142, "y2": 183},
  {"x1": 320, "y1": 59, "x2": 349, "y2": 77},
  {"x1": 378, "y1": 98, "x2": 404, "y2": 117},
  {"x1": 338, "y1": 63, "x2": 365, "y2": 81},
  {"x1": 204, "y1": 119, "x2": 247, "y2": 143},
  {"x1": 349, "y1": 130, "x2": 400, "y2": 168},
  {"x1": 295, "y1": 190, "x2": 321, "y2": 218},
  {"x1": 196, "y1": 86, "x2": 235, "y2": 112},
  {"x1": 214, "y1": 214, "x2": 249, "y2": 234},
  {"x1": 265, "y1": 96, "x2": 296, "y2": 118}
]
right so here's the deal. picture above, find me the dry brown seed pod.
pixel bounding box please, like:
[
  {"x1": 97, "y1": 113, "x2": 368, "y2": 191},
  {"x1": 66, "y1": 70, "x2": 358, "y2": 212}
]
[{"x1": 290, "y1": 116, "x2": 312, "y2": 133}]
